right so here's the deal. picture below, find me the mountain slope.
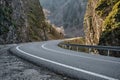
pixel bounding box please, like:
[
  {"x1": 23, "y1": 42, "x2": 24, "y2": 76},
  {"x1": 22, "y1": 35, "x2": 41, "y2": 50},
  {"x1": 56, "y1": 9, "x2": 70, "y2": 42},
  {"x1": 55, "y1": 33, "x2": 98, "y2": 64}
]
[
  {"x1": 0, "y1": 0, "x2": 62, "y2": 44},
  {"x1": 40, "y1": 0, "x2": 88, "y2": 37}
]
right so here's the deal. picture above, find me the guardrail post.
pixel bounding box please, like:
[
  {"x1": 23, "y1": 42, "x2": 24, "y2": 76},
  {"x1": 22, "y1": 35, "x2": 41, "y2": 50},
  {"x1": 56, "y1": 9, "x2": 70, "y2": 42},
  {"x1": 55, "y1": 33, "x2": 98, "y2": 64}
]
[
  {"x1": 62, "y1": 45, "x2": 64, "y2": 48},
  {"x1": 69, "y1": 46, "x2": 71, "y2": 50},
  {"x1": 107, "y1": 50, "x2": 110, "y2": 56},
  {"x1": 89, "y1": 48, "x2": 91, "y2": 54},
  {"x1": 88, "y1": 48, "x2": 91, "y2": 54},
  {"x1": 59, "y1": 43, "x2": 120, "y2": 57},
  {"x1": 62, "y1": 45, "x2": 63, "y2": 48},
  {"x1": 77, "y1": 47, "x2": 79, "y2": 52},
  {"x1": 64, "y1": 45, "x2": 66, "y2": 49},
  {"x1": 64, "y1": 45, "x2": 65, "y2": 48}
]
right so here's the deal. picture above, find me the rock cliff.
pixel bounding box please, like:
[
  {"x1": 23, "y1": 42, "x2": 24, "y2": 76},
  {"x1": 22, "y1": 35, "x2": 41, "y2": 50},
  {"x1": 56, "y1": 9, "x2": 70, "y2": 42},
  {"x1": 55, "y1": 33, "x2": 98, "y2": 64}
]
[
  {"x1": 84, "y1": 0, "x2": 120, "y2": 46},
  {"x1": 40, "y1": 0, "x2": 88, "y2": 37},
  {"x1": 0, "y1": 0, "x2": 62, "y2": 44},
  {"x1": 84, "y1": 0, "x2": 120, "y2": 56},
  {"x1": 84, "y1": 0, "x2": 103, "y2": 45}
]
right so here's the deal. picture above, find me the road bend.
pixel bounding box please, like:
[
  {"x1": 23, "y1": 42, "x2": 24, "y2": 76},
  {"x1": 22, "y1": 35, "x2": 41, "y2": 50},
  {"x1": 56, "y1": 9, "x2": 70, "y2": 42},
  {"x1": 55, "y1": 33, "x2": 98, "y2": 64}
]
[{"x1": 10, "y1": 40, "x2": 120, "y2": 80}]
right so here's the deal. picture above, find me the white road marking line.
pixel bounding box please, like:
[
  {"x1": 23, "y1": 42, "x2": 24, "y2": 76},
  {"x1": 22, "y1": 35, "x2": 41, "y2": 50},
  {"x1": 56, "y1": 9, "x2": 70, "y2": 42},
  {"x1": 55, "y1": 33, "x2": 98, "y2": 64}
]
[
  {"x1": 42, "y1": 43, "x2": 120, "y2": 64},
  {"x1": 16, "y1": 46, "x2": 118, "y2": 80}
]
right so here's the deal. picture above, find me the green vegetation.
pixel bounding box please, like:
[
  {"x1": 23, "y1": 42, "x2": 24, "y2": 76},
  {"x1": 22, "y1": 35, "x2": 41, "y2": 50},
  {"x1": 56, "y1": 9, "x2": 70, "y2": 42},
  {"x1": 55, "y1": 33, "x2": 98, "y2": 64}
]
[
  {"x1": 84, "y1": 0, "x2": 120, "y2": 57},
  {"x1": 27, "y1": 0, "x2": 45, "y2": 41},
  {"x1": 0, "y1": 5, "x2": 13, "y2": 35},
  {"x1": 104, "y1": 1, "x2": 120, "y2": 30},
  {"x1": 27, "y1": 0, "x2": 63, "y2": 41},
  {"x1": 99, "y1": 1, "x2": 120, "y2": 46},
  {"x1": 0, "y1": 0, "x2": 63, "y2": 44},
  {"x1": 98, "y1": 1, "x2": 120, "y2": 57},
  {"x1": 95, "y1": 0, "x2": 119, "y2": 18}
]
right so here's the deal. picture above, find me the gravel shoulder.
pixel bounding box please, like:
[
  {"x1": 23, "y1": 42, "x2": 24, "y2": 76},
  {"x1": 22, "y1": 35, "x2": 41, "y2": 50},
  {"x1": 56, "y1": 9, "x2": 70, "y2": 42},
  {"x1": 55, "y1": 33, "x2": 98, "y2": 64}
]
[{"x1": 0, "y1": 45, "x2": 74, "y2": 80}]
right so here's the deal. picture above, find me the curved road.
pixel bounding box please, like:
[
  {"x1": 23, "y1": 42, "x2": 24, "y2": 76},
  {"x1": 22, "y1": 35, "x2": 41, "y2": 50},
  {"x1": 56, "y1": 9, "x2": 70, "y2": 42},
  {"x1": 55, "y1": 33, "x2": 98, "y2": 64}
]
[{"x1": 10, "y1": 40, "x2": 120, "y2": 80}]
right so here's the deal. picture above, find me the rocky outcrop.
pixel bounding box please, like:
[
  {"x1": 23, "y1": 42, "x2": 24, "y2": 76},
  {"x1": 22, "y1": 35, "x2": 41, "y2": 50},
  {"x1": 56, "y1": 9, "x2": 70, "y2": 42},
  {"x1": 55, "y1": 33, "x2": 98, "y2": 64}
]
[
  {"x1": 40, "y1": 0, "x2": 88, "y2": 37},
  {"x1": 84, "y1": 0, "x2": 103, "y2": 45},
  {"x1": 84, "y1": 0, "x2": 120, "y2": 56},
  {"x1": 0, "y1": 0, "x2": 62, "y2": 44},
  {"x1": 84, "y1": 0, "x2": 120, "y2": 46},
  {"x1": 97, "y1": 0, "x2": 120, "y2": 46}
]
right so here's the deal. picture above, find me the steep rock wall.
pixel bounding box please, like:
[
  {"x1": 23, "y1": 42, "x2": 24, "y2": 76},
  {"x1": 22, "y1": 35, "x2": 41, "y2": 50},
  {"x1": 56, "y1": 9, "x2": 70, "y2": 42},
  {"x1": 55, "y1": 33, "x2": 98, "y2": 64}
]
[
  {"x1": 84, "y1": 0, "x2": 120, "y2": 56},
  {"x1": 84, "y1": 0, "x2": 120, "y2": 46},
  {"x1": 0, "y1": 0, "x2": 62, "y2": 44},
  {"x1": 84, "y1": 0, "x2": 103, "y2": 45}
]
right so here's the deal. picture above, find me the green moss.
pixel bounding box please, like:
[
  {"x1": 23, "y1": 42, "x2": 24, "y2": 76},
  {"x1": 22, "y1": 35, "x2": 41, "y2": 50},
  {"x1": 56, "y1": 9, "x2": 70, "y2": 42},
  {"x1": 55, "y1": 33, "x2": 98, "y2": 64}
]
[
  {"x1": 97, "y1": 1, "x2": 120, "y2": 57},
  {"x1": 103, "y1": 1, "x2": 120, "y2": 31},
  {"x1": 99, "y1": 26, "x2": 120, "y2": 57},
  {"x1": 95, "y1": 0, "x2": 119, "y2": 18},
  {"x1": 0, "y1": 5, "x2": 13, "y2": 35},
  {"x1": 26, "y1": 0, "x2": 46, "y2": 40},
  {"x1": 99, "y1": 1, "x2": 120, "y2": 46},
  {"x1": 28, "y1": 26, "x2": 41, "y2": 40}
]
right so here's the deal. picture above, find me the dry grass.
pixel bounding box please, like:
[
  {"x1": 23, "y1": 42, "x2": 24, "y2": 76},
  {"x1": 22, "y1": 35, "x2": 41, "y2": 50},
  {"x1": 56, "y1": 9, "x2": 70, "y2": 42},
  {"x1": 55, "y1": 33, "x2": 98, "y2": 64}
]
[
  {"x1": 64, "y1": 37, "x2": 85, "y2": 45},
  {"x1": 59, "y1": 37, "x2": 89, "y2": 53}
]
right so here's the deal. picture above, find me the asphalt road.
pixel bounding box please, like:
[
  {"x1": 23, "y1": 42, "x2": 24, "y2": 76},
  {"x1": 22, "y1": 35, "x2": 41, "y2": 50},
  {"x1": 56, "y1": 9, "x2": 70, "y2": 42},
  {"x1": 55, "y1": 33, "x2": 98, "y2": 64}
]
[{"x1": 10, "y1": 40, "x2": 120, "y2": 80}]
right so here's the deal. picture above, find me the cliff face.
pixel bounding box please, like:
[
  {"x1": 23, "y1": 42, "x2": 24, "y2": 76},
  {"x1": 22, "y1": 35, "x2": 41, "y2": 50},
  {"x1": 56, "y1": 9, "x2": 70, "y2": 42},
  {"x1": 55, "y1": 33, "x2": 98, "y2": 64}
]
[
  {"x1": 97, "y1": 0, "x2": 120, "y2": 46},
  {"x1": 0, "y1": 0, "x2": 62, "y2": 44},
  {"x1": 40, "y1": 0, "x2": 88, "y2": 37},
  {"x1": 84, "y1": 0, "x2": 120, "y2": 46},
  {"x1": 84, "y1": 0, "x2": 120, "y2": 56},
  {"x1": 84, "y1": 0, "x2": 103, "y2": 45}
]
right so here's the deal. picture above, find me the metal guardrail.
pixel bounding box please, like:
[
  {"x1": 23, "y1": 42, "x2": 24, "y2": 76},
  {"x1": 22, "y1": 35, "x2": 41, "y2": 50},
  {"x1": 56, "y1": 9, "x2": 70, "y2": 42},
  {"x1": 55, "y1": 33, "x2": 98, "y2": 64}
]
[{"x1": 59, "y1": 43, "x2": 120, "y2": 56}]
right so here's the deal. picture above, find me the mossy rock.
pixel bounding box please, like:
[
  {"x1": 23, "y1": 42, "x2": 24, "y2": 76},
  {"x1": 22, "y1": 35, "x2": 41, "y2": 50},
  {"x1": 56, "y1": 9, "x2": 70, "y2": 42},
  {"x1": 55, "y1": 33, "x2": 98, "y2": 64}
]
[
  {"x1": 0, "y1": 5, "x2": 14, "y2": 35},
  {"x1": 95, "y1": 0, "x2": 119, "y2": 18},
  {"x1": 103, "y1": 1, "x2": 120, "y2": 31},
  {"x1": 98, "y1": 1, "x2": 120, "y2": 57}
]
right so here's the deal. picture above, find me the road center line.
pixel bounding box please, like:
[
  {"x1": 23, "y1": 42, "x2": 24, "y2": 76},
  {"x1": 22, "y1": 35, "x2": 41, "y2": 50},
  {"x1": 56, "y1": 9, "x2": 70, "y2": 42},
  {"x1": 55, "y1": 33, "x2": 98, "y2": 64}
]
[
  {"x1": 41, "y1": 43, "x2": 120, "y2": 64},
  {"x1": 16, "y1": 45, "x2": 118, "y2": 80}
]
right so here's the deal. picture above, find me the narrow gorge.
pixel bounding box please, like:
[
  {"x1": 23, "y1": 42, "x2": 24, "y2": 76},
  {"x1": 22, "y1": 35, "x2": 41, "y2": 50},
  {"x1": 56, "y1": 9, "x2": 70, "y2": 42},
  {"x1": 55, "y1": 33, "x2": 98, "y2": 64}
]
[{"x1": 40, "y1": 0, "x2": 88, "y2": 37}]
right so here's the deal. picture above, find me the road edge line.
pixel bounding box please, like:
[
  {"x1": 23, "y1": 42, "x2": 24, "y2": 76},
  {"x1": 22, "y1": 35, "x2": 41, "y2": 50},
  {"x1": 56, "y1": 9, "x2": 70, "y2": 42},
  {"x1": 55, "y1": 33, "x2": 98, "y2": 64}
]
[{"x1": 16, "y1": 45, "x2": 118, "y2": 80}]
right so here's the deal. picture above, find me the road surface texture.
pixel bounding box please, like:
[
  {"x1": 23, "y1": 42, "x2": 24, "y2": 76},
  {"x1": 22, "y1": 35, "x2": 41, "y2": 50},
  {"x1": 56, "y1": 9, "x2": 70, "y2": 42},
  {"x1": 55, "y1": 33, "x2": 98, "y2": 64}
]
[
  {"x1": 10, "y1": 40, "x2": 120, "y2": 80},
  {"x1": 0, "y1": 44, "x2": 74, "y2": 80}
]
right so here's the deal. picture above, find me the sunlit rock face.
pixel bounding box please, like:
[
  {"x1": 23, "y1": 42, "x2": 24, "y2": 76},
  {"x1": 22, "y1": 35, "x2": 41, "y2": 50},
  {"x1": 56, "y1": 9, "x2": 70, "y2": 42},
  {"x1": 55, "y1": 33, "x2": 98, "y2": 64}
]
[
  {"x1": 40, "y1": 0, "x2": 88, "y2": 37},
  {"x1": 84, "y1": 0, "x2": 120, "y2": 46},
  {"x1": 84, "y1": 0, "x2": 103, "y2": 45},
  {"x1": 84, "y1": 0, "x2": 120, "y2": 56}
]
